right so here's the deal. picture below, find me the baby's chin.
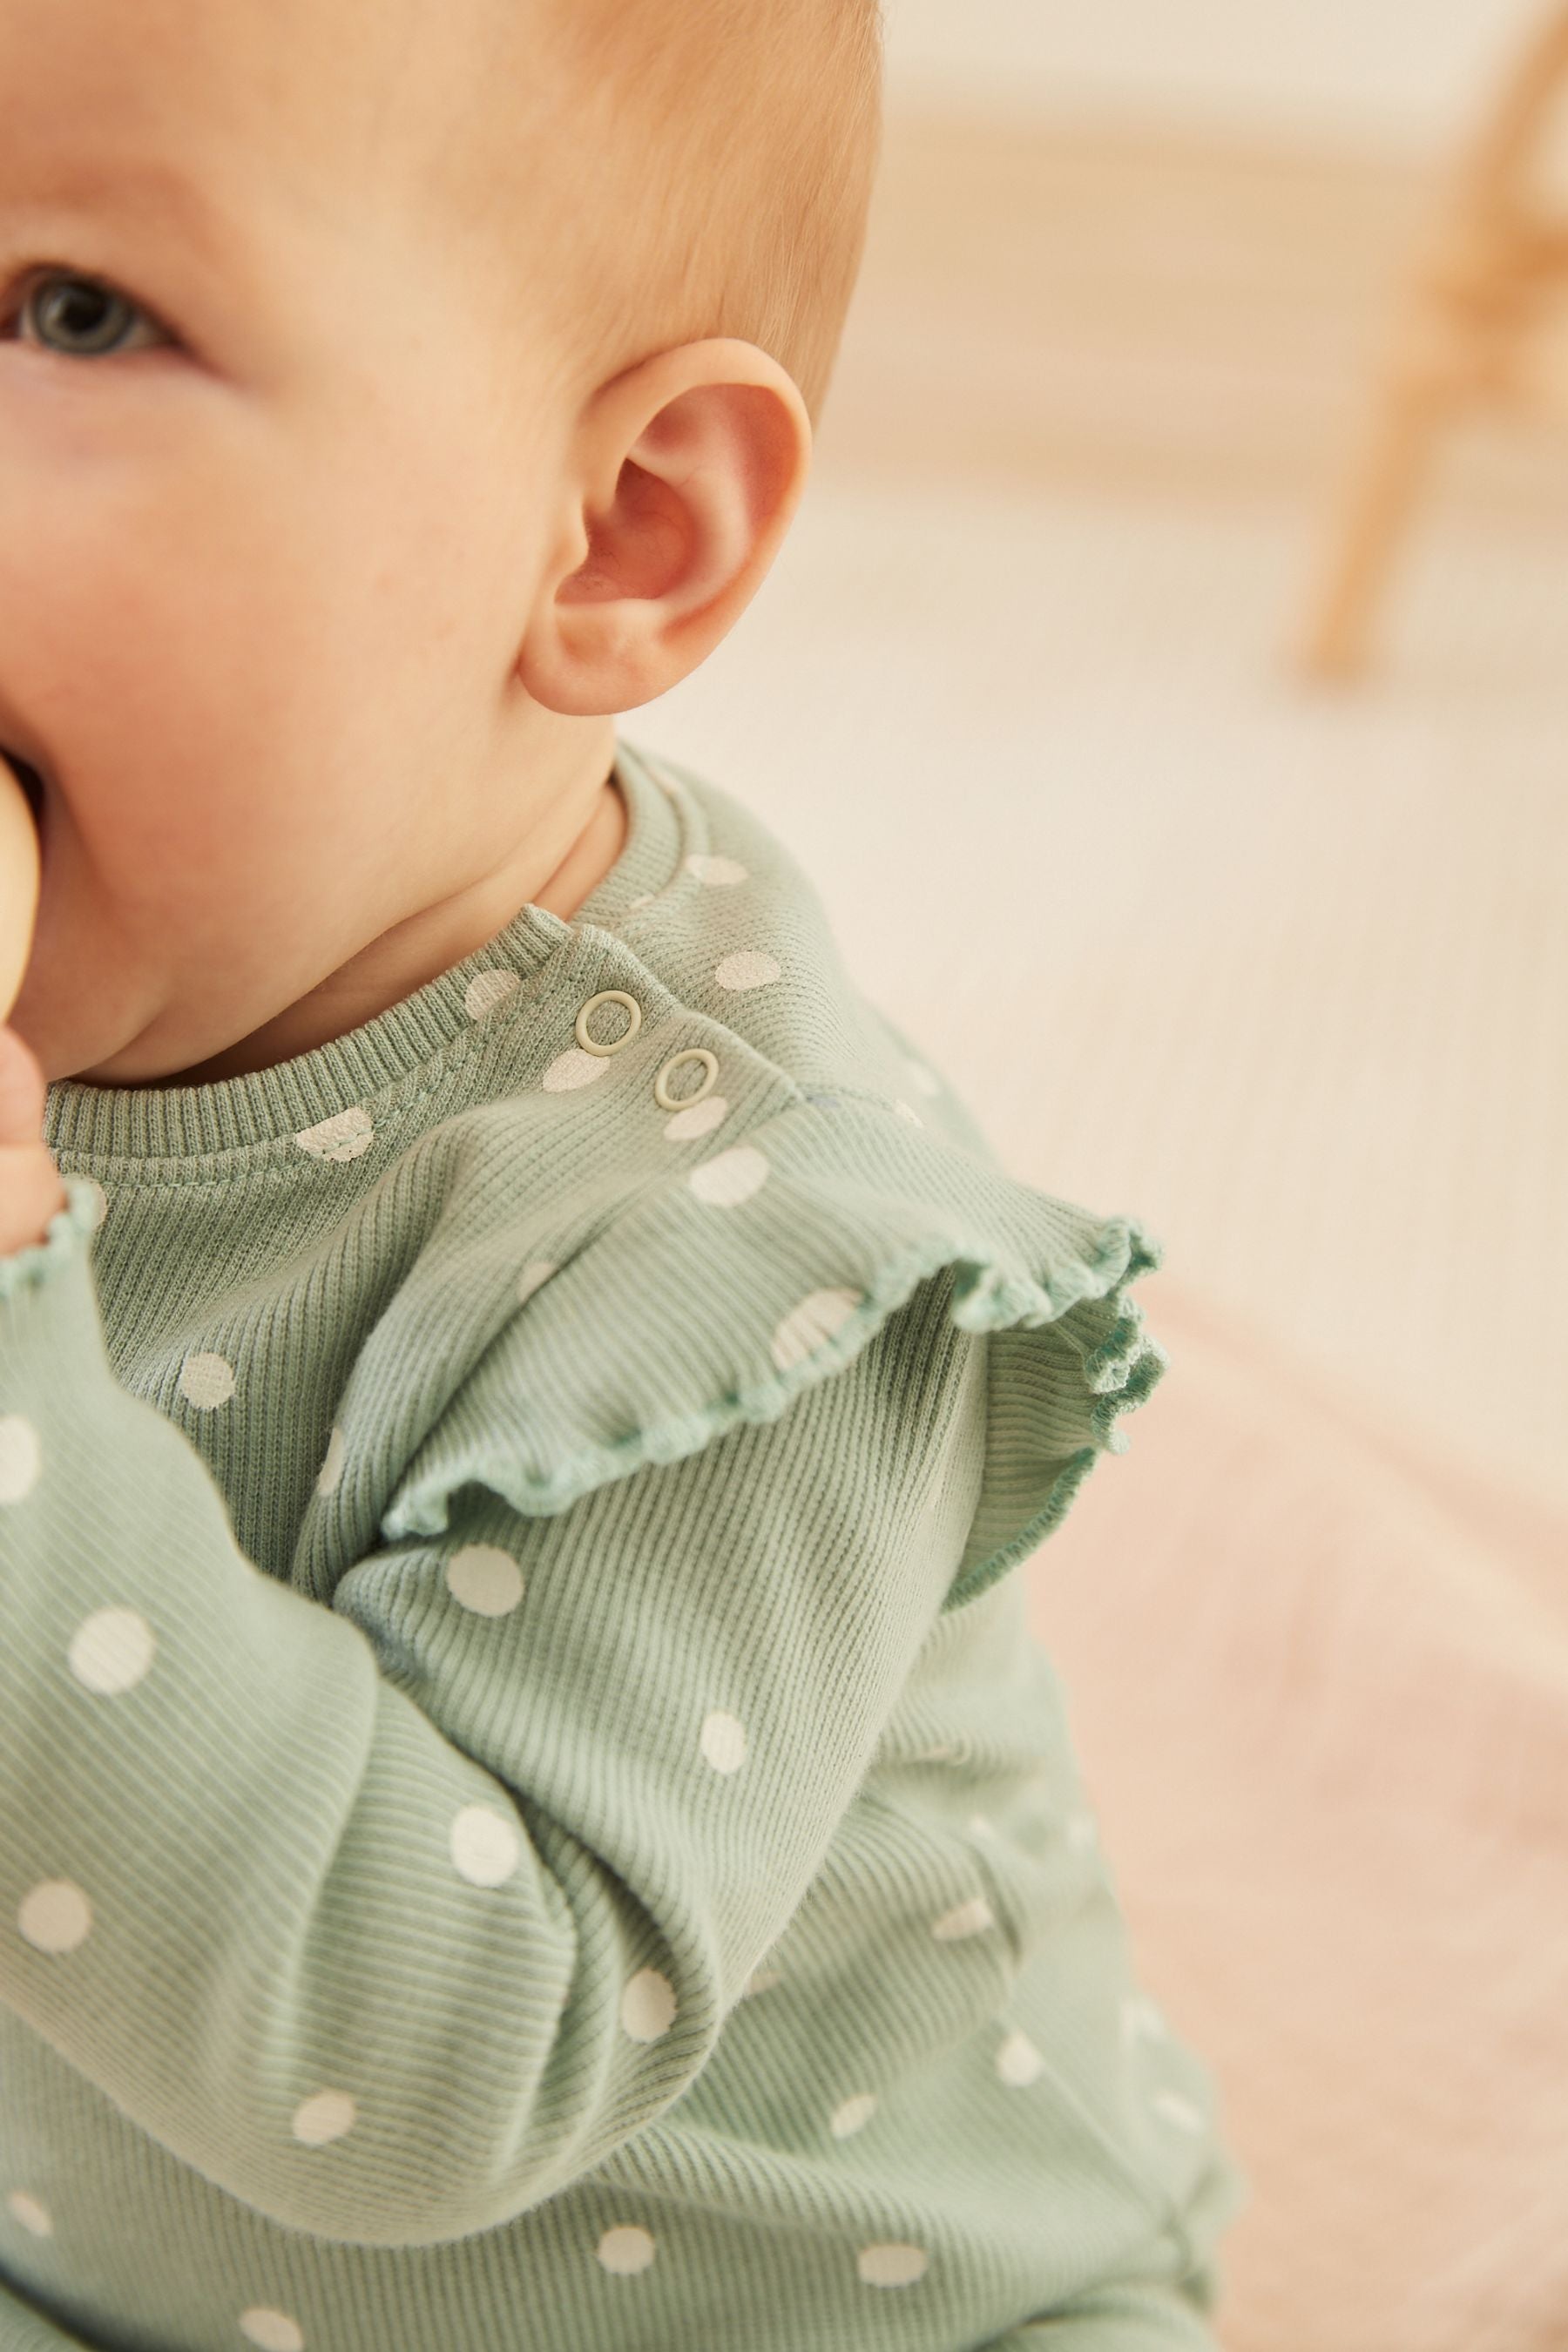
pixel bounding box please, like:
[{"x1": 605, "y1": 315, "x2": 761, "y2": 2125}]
[
  {"x1": 4, "y1": 809, "x2": 239, "y2": 1089},
  {"x1": 15, "y1": 948, "x2": 177, "y2": 1092},
  {"x1": 44, "y1": 972, "x2": 329, "y2": 1089}
]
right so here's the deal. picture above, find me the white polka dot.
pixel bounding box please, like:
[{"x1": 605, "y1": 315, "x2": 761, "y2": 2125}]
[
  {"x1": 626, "y1": 893, "x2": 656, "y2": 912},
  {"x1": 317, "y1": 1426, "x2": 346, "y2": 1497},
  {"x1": 292, "y1": 2090, "x2": 357, "y2": 2146},
  {"x1": 73, "y1": 1176, "x2": 109, "y2": 1231},
  {"x1": 240, "y1": 2309, "x2": 305, "y2": 2352},
  {"x1": 893, "y1": 1101, "x2": 923, "y2": 1126},
  {"x1": 621, "y1": 1968, "x2": 678, "y2": 2042},
  {"x1": 685, "y1": 855, "x2": 749, "y2": 887},
  {"x1": 1122, "y1": 1994, "x2": 1168, "y2": 2044},
  {"x1": 445, "y1": 1544, "x2": 526, "y2": 1617},
  {"x1": 665, "y1": 1092, "x2": 727, "y2": 1142},
  {"x1": 687, "y1": 1146, "x2": 769, "y2": 1208},
  {"x1": 1151, "y1": 2089, "x2": 1206, "y2": 2133},
  {"x1": 1066, "y1": 1813, "x2": 1098, "y2": 1850},
  {"x1": 967, "y1": 1812, "x2": 999, "y2": 1842},
  {"x1": 700, "y1": 1710, "x2": 747, "y2": 1773},
  {"x1": 517, "y1": 1260, "x2": 556, "y2": 1305},
  {"x1": 906, "y1": 1060, "x2": 943, "y2": 1098},
  {"x1": 449, "y1": 1805, "x2": 522, "y2": 1888},
  {"x1": 713, "y1": 950, "x2": 781, "y2": 993},
  {"x1": 597, "y1": 2223, "x2": 657, "y2": 2274},
  {"x1": 996, "y1": 2030, "x2": 1045, "y2": 2088},
  {"x1": 0, "y1": 1415, "x2": 43, "y2": 1504},
  {"x1": 829, "y1": 2092, "x2": 877, "y2": 2139},
  {"x1": 931, "y1": 1896, "x2": 994, "y2": 1943},
  {"x1": 857, "y1": 2241, "x2": 929, "y2": 2288},
  {"x1": 68, "y1": 1607, "x2": 156, "y2": 1696},
  {"x1": 543, "y1": 1047, "x2": 610, "y2": 1092},
  {"x1": 770, "y1": 1287, "x2": 862, "y2": 1373},
  {"x1": 18, "y1": 1880, "x2": 91, "y2": 1955},
  {"x1": 742, "y1": 1965, "x2": 783, "y2": 1997},
  {"x1": 179, "y1": 1352, "x2": 236, "y2": 1410},
  {"x1": 464, "y1": 969, "x2": 521, "y2": 1021},
  {"x1": 294, "y1": 1106, "x2": 375, "y2": 1164},
  {"x1": 6, "y1": 2190, "x2": 52, "y2": 2236}
]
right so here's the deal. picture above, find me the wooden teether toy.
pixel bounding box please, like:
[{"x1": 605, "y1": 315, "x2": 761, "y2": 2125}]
[{"x1": 0, "y1": 757, "x2": 43, "y2": 1023}]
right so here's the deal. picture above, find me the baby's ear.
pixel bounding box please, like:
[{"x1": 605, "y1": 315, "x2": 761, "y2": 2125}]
[{"x1": 518, "y1": 340, "x2": 812, "y2": 717}]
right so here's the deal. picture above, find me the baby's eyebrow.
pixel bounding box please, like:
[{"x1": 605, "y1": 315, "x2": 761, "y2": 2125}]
[{"x1": 0, "y1": 152, "x2": 235, "y2": 271}]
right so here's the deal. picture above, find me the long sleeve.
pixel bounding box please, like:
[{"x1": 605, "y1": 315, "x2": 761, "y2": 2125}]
[
  {"x1": 4, "y1": 741, "x2": 1243, "y2": 2348},
  {"x1": 0, "y1": 1187, "x2": 990, "y2": 2251},
  {"x1": 0, "y1": 2276, "x2": 102, "y2": 2350},
  {"x1": 997, "y1": 2282, "x2": 1227, "y2": 2349}
]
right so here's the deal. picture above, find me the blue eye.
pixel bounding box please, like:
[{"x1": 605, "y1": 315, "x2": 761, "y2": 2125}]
[{"x1": 12, "y1": 270, "x2": 168, "y2": 358}]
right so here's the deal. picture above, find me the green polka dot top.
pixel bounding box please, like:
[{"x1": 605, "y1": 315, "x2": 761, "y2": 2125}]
[{"x1": 0, "y1": 738, "x2": 1245, "y2": 2350}]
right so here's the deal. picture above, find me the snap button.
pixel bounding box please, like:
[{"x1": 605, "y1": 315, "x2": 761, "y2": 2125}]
[
  {"x1": 654, "y1": 1048, "x2": 719, "y2": 1112},
  {"x1": 576, "y1": 990, "x2": 642, "y2": 1057}
]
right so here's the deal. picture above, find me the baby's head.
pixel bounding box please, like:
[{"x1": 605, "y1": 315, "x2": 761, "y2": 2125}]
[{"x1": 1, "y1": 0, "x2": 883, "y2": 1088}]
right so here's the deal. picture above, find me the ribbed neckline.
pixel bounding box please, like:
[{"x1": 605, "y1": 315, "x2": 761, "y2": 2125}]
[{"x1": 42, "y1": 734, "x2": 686, "y2": 1168}]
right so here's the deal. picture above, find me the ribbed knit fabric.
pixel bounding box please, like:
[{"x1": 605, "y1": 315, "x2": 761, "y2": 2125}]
[{"x1": 0, "y1": 737, "x2": 1244, "y2": 2350}]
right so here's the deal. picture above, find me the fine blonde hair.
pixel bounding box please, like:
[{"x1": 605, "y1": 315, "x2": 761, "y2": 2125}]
[{"x1": 448, "y1": 0, "x2": 886, "y2": 438}]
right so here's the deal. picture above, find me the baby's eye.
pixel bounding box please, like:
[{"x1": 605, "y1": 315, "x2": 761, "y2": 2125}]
[{"x1": 6, "y1": 269, "x2": 171, "y2": 359}]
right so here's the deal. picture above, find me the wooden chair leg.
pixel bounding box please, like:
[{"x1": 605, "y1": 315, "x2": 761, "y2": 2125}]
[
  {"x1": 1294, "y1": 6, "x2": 1568, "y2": 683},
  {"x1": 1297, "y1": 359, "x2": 1457, "y2": 681}
]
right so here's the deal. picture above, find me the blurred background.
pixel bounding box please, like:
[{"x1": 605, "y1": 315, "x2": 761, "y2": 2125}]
[
  {"x1": 644, "y1": 0, "x2": 1566, "y2": 1524},
  {"x1": 632, "y1": 9, "x2": 1568, "y2": 2349}
]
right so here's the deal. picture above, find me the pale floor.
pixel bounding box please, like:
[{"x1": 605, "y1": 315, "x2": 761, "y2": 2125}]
[{"x1": 635, "y1": 110, "x2": 1568, "y2": 1526}]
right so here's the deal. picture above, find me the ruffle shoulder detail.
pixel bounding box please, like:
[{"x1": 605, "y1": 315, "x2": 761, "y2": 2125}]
[
  {"x1": 0, "y1": 1175, "x2": 106, "y2": 1300},
  {"x1": 381, "y1": 1095, "x2": 1170, "y2": 1612}
]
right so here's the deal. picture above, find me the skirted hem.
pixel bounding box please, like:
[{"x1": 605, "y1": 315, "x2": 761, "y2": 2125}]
[{"x1": 381, "y1": 1094, "x2": 1171, "y2": 1612}]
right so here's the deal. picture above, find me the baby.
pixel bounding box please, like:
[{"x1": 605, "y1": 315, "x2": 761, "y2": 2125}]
[{"x1": 0, "y1": 0, "x2": 1247, "y2": 2345}]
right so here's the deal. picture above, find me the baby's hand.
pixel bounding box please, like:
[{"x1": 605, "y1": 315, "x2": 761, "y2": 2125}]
[
  {"x1": 0, "y1": 1024, "x2": 64, "y2": 1257},
  {"x1": 1, "y1": 752, "x2": 43, "y2": 1021},
  {"x1": 0, "y1": 767, "x2": 64, "y2": 1254}
]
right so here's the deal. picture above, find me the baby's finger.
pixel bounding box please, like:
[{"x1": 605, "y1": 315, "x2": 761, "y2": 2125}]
[
  {"x1": 0, "y1": 1024, "x2": 47, "y2": 1146},
  {"x1": 0, "y1": 1140, "x2": 66, "y2": 1258}
]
